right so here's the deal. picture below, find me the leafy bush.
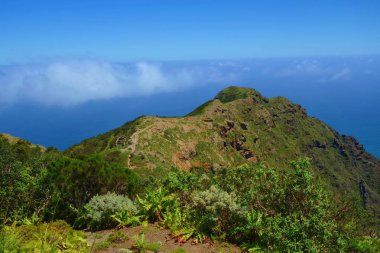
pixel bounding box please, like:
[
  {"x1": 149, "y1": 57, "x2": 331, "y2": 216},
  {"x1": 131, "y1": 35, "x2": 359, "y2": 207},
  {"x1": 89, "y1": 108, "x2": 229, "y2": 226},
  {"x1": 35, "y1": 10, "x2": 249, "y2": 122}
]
[
  {"x1": 137, "y1": 187, "x2": 176, "y2": 222},
  {"x1": 0, "y1": 137, "x2": 48, "y2": 224},
  {"x1": 112, "y1": 209, "x2": 144, "y2": 227},
  {"x1": 0, "y1": 220, "x2": 89, "y2": 252},
  {"x1": 45, "y1": 155, "x2": 141, "y2": 222},
  {"x1": 347, "y1": 236, "x2": 380, "y2": 253},
  {"x1": 82, "y1": 193, "x2": 137, "y2": 230},
  {"x1": 94, "y1": 230, "x2": 129, "y2": 250},
  {"x1": 132, "y1": 233, "x2": 162, "y2": 253},
  {"x1": 157, "y1": 159, "x2": 380, "y2": 252},
  {"x1": 191, "y1": 185, "x2": 243, "y2": 237}
]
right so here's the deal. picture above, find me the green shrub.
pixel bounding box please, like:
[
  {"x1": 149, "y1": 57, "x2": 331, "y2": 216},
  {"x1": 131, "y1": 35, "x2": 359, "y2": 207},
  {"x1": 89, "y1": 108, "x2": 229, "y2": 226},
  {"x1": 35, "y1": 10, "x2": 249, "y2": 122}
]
[
  {"x1": 347, "y1": 236, "x2": 380, "y2": 253},
  {"x1": 0, "y1": 225, "x2": 23, "y2": 252},
  {"x1": 0, "y1": 220, "x2": 89, "y2": 252},
  {"x1": 132, "y1": 233, "x2": 162, "y2": 253},
  {"x1": 191, "y1": 185, "x2": 243, "y2": 237},
  {"x1": 93, "y1": 230, "x2": 129, "y2": 251},
  {"x1": 112, "y1": 209, "x2": 144, "y2": 227},
  {"x1": 45, "y1": 155, "x2": 141, "y2": 223},
  {"x1": 159, "y1": 159, "x2": 379, "y2": 251},
  {"x1": 169, "y1": 248, "x2": 186, "y2": 253},
  {"x1": 82, "y1": 193, "x2": 137, "y2": 230},
  {"x1": 0, "y1": 137, "x2": 48, "y2": 224},
  {"x1": 137, "y1": 187, "x2": 176, "y2": 222}
]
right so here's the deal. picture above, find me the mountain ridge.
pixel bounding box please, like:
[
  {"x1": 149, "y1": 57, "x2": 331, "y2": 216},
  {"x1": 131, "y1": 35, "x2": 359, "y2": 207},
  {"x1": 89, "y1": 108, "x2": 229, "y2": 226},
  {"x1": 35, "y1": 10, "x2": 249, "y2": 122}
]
[{"x1": 65, "y1": 86, "x2": 380, "y2": 217}]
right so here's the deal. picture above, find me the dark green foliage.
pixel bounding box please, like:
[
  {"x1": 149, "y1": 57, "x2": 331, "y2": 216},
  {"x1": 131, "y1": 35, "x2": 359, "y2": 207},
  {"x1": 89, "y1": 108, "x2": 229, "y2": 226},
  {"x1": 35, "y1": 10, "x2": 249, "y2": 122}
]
[
  {"x1": 137, "y1": 187, "x2": 176, "y2": 222},
  {"x1": 44, "y1": 154, "x2": 141, "y2": 222},
  {"x1": 159, "y1": 159, "x2": 379, "y2": 252},
  {"x1": 0, "y1": 136, "x2": 48, "y2": 224},
  {"x1": 1, "y1": 86, "x2": 379, "y2": 251}
]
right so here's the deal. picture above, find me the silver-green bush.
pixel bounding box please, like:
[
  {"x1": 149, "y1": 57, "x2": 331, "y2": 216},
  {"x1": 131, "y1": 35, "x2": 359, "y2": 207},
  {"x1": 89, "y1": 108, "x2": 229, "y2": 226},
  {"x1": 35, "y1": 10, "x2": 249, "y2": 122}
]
[{"x1": 83, "y1": 193, "x2": 136, "y2": 230}]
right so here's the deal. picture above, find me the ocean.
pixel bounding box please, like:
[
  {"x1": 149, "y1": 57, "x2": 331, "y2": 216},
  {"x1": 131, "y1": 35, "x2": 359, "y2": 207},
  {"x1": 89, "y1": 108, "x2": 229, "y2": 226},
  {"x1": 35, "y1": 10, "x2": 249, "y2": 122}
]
[{"x1": 0, "y1": 56, "x2": 379, "y2": 157}]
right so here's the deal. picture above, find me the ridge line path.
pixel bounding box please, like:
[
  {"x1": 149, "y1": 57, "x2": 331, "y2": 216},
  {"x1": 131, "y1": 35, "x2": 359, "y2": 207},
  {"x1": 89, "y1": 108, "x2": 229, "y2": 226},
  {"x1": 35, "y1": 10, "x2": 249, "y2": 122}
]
[{"x1": 122, "y1": 124, "x2": 154, "y2": 169}]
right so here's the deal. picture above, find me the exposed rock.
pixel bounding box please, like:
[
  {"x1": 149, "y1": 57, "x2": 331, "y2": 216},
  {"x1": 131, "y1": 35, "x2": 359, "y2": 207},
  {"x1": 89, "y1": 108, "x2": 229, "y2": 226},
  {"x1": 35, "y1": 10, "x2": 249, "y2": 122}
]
[
  {"x1": 219, "y1": 126, "x2": 228, "y2": 138},
  {"x1": 331, "y1": 138, "x2": 348, "y2": 157},
  {"x1": 310, "y1": 140, "x2": 327, "y2": 149},
  {"x1": 230, "y1": 140, "x2": 243, "y2": 151},
  {"x1": 226, "y1": 121, "x2": 235, "y2": 130},
  {"x1": 240, "y1": 122, "x2": 248, "y2": 130},
  {"x1": 212, "y1": 163, "x2": 222, "y2": 171},
  {"x1": 242, "y1": 148, "x2": 254, "y2": 159},
  {"x1": 359, "y1": 181, "x2": 368, "y2": 209},
  {"x1": 115, "y1": 136, "x2": 127, "y2": 146}
]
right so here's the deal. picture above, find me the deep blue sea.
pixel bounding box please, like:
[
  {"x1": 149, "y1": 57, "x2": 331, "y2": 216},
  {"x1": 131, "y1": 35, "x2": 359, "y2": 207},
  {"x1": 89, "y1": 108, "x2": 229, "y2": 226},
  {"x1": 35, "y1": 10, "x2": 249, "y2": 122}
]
[{"x1": 0, "y1": 56, "x2": 379, "y2": 157}]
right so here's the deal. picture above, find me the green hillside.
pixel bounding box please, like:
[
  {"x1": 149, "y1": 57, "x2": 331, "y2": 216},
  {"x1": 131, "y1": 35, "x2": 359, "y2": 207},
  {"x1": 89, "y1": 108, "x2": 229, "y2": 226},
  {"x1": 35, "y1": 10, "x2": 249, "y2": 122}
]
[
  {"x1": 66, "y1": 86, "x2": 380, "y2": 217},
  {"x1": 2, "y1": 87, "x2": 380, "y2": 252}
]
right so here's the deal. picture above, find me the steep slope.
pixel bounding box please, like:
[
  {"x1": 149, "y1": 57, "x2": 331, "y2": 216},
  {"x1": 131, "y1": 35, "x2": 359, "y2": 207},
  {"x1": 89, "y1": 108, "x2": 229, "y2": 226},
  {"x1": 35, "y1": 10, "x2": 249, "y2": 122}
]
[
  {"x1": 66, "y1": 86, "x2": 380, "y2": 216},
  {"x1": 0, "y1": 133, "x2": 45, "y2": 149}
]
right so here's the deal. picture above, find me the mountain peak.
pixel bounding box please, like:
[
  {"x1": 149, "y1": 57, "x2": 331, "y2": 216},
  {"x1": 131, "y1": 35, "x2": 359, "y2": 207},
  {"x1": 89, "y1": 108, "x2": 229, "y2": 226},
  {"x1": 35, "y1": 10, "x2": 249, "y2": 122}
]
[
  {"x1": 66, "y1": 87, "x2": 380, "y2": 217},
  {"x1": 214, "y1": 86, "x2": 264, "y2": 103}
]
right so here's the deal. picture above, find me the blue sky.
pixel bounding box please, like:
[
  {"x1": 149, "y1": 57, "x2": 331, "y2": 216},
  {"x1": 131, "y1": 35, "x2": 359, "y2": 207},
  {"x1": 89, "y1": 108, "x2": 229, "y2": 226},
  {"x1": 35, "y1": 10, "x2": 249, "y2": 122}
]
[
  {"x1": 1, "y1": 0, "x2": 380, "y2": 62},
  {"x1": 0, "y1": 1, "x2": 380, "y2": 156}
]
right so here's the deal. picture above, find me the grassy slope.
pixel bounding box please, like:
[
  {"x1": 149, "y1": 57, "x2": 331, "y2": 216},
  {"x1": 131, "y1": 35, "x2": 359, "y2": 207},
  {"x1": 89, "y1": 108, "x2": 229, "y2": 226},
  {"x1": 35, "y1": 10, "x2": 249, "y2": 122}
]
[
  {"x1": 0, "y1": 133, "x2": 46, "y2": 150},
  {"x1": 65, "y1": 86, "x2": 380, "y2": 217}
]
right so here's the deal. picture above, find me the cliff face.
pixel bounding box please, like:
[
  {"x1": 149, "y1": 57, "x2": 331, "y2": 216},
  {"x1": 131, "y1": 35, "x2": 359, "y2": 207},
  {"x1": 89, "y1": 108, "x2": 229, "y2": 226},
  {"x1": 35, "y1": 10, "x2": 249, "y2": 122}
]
[{"x1": 66, "y1": 86, "x2": 380, "y2": 216}]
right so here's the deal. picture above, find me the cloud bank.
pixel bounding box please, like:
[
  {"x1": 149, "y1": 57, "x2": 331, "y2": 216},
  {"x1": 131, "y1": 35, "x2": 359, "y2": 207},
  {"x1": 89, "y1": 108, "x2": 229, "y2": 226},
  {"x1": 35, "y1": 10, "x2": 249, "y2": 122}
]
[
  {"x1": 0, "y1": 59, "x2": 235, "y2": 107},
  {"x1": 0, "y1": 56, "x2": 377, "y2": 107}
]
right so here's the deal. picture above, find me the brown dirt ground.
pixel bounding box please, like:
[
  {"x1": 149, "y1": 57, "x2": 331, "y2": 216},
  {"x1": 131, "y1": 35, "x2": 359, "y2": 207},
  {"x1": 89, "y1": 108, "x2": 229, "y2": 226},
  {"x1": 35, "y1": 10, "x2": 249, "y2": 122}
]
[{"x1": 87, "y1": 224, "x2": 241, "y2": 253}]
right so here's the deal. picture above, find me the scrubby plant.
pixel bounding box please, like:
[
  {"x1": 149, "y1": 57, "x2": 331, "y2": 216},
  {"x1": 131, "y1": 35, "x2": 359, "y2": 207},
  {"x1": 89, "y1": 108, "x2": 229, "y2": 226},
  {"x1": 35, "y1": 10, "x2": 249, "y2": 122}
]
[
  {"x1": 191, "y1": 185, "x2": 243, "y2": 237},
  {"x1": 137, "y1": 187, "x2": 176, "y2": 222},
  {"x1": 112, "y1": 209, "x2": 144, "y2": 227},
  {"x1": 108, "y1": 230, "x2": 129, "y2": 243},
  {"x1": 132, "y1": 233, "x2": 162, "y2": 253},
  {"x1": 81, "y1": 193, "x2": 137, "y2": 230},
  {"x1": 161, "y1": 205, "x2": 184, "y2": 230},
  {"x1": 169, "y1": 248, "x2": 186, "y2": 253},
  {"x1": 0, "y1": 137, "x2": 49, "y2": 225},
  {"x1": 0, "y1": 225, "x2": 23, "y2": 252},
  {"x1": 93, "y1": 240, "x2": 112, "y2": 251},
  {"x1": 45, "y1": 154, "x2": 141, "y2": 223},
  {"x1": 0, "y1": 220, "x2": 89, "y2": 252},
  {"x1": 156, "y1": 159, "x2": 380, "y2": 252},
  {"x1": 94, "y1": 230, "x2": 129, "y2": 251}
]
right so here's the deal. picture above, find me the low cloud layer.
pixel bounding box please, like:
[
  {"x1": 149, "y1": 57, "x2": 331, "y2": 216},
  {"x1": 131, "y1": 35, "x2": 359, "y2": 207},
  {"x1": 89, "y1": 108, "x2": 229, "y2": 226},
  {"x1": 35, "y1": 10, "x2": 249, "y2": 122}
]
[
  {"x1": 0, "y1": 56, "x2": 378, "y2": 107},
  {"x1": 0, "y1": 60, "x2": 237, "y2": 106}
]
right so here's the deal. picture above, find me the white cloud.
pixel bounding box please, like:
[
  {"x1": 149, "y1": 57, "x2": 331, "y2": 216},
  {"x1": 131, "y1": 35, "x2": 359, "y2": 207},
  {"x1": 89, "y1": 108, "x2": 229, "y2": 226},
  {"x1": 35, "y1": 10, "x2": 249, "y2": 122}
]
[
  {"x1": 277, "y1": 59, "x2": 327, "y2": 77},
  {"x1": 0, "y1": 59, "x2": 235, "y2": 107},
  {"x1": 328, "y1": 67, "x2": 351, "y2": 81},
  {"x1": 0, "y1": 56, "x2": 376, "y2": 107}
]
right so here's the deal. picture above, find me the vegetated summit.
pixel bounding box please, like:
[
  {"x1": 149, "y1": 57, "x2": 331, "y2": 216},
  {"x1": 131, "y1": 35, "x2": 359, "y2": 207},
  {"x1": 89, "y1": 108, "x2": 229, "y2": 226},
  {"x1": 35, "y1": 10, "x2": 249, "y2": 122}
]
[{"x1": 66, "y1": 86, "x2": 380, "y2": 218}]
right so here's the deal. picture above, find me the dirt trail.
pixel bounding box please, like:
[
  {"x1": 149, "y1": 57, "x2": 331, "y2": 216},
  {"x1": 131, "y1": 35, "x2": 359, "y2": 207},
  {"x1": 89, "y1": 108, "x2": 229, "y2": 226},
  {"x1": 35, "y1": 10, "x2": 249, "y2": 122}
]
[
  {"x1": 126, "y1": 131, "x2": 139, "y2": 168},
  {"x1": 123, "y1": 123, "x2": 155, "y2": 169},
  {"x1": 87, "y1": 224, "x2": 240, "y2": 253}
]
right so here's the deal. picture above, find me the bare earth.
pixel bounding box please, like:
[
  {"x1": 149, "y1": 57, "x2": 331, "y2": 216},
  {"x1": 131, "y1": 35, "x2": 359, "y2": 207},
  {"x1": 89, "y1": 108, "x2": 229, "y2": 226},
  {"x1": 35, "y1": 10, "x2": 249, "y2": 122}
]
[{"x1": 87, "y1": 224, "x2": 240, "y2": 253}]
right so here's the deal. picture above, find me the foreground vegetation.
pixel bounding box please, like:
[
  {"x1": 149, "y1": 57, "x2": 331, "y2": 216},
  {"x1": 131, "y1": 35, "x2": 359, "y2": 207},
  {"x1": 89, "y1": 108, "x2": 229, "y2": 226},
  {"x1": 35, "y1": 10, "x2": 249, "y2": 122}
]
[{"x1": 1, "y1": 135, "x2": 379, "y2": 252}]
